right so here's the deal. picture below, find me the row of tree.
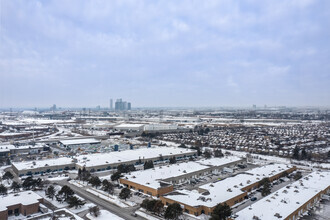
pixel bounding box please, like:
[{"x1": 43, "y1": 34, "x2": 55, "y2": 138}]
[
  {"x1": 45, "y1": 185, "x2": 85, "y2": 209},
  {"x1": 141, "y1": 200, "x2": 232, "y2": 220}
]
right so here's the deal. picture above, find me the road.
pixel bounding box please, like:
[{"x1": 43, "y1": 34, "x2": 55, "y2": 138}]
[{"x1": 57, "y1": 180, "x2": 144, "y2": 220}]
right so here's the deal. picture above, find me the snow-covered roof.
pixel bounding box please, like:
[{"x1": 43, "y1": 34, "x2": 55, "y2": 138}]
[
  {"x1": 0, "y1": 191, "x2": 42, "y2": 211},
  {"x1": 0, "y1": 144, "x2": 15, "y2": 152},
  {"x1": 236, "y1": 172, "x2": 330, "y2": 220},
  {"x1": 60, "y1": 138, "x2": 101, "y2": 146},
  {"x1": 196, "y1": 156, "x2": 243, "y2": 167},
  {"x1": 122, "y1": 161, "x2": 210, "y2": 189},
  {"x1": 245, "y1": 163, "x2": 292, "y2": 178},
  {"x1": 76, "y1": 147, "x2": 196, "y2": 168},
  {"x1": 114, "y1": 124, "x2": 145, "y2": 128},
  {"x1": 0, "y1": 144, "x2": 44, "y2": 152},
  {"x1": 163, "y1": 164, "x2": 295, "y2": 208},
  {"x1": 12, "y1": 157, "x2": 75, "y2": 171}
]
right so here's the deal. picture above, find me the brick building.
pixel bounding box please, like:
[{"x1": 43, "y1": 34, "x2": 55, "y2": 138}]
[
  {"x1": 160, "y1": 164, "x2": 296, "y2": 216},
  {"x1": 120, "y1": 156, "x2": 245, "y2": 197},
  {"x1": 0, "y1": 191, "x2": 43, "y2": 220},
  {"x1": 235, "y1": 171, "x2": 330, "y2": 220}
]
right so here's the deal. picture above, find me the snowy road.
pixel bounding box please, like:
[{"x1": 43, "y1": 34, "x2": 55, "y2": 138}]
[{"x1": 56, "y1": 179, "x2": 144, "y2": 220}]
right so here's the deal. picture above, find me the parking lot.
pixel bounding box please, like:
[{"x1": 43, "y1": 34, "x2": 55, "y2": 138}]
[
  {"x1": 174, "y1": 163, "x2": 257, "y2": 191},
  {"x1": 299, "y1": 198, "x2": 330, "y2": 220}
]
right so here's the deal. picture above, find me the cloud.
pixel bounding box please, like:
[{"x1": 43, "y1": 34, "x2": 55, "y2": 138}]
[{"x1": 0, "y1": 0, "x2": 329, "y2": 107}]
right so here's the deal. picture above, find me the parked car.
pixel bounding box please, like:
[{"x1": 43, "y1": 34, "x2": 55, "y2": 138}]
[{"x1": 250, "y1": 197, "x2": 257, "y2": 201}]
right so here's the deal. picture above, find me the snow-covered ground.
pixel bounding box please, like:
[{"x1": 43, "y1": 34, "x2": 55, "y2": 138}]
[
  {"x1": 86, "y1": 188, "x2": 129, "y2": 208},
  {"x1": 135, "y1": 209, "x2": 161, "y2": 220},
  {"x1": 70, "y1": 202, "x2": 96, "y2": 214},
  {"x1": 86, "y1": 209, "x2": 124, "y2": 220},
  {"x1": 48, "y1": 175, "x2": 70, "y2": 181}
]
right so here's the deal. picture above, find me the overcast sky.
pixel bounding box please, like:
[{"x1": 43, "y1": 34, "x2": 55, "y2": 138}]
[{"x1": 0, "y1": 0, "x2": 329, "y2": 108}]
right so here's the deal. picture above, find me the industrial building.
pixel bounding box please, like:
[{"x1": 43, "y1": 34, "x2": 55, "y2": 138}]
[
  {"x1": 235, "y1": 171, "x2": 330, "y2": 220},
  {"x1": 120, "y1": 156, "x2": 245, "y2": 197},
  {"x1": 114, "y1": 124, "x2": 145, "y2": 132},
  {"x1": 0, "y1": 144, "x2": 47, "y2": 158},
  {"x1": 160, "y1": 164, "x2": 296, "y2": 216},
  {"x1": 59, "y1": 138, "x2": 101, "y2": 150},
  {"x1": 12, "y1": 157, "x2": 76, "y2": 176},
  {"x1": 11, "y1": 146, "x2": 197, "y2": 176},
  {"x1": 143, "y1": 124, "x2": 178, "y2": 131},
  {"x1": 75, "y1": 146, "x2": 197, "y2": 172}
]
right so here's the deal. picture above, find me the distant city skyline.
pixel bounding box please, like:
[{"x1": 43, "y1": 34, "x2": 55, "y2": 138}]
[{"x1": 1, "y1": 0, "x2": 330, "y2": 108}]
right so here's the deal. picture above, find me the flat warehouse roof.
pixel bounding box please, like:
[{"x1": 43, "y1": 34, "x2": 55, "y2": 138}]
[
  {"x1": 197, "y1": 156, "x2": 243, "y2": 167},
  {"x1": 122, "y1": 161, "x2": 210, "y2": 189},
  {"x1": 162, "y1": 164, "x2": 295, "y2": 208},
  {"x1": 114, "y1": 124, "x2": 145, "y2": 128},
  {"x1": 13, "y1": 157, "x2": 74, "y2": 171},
  {"x1": 245, "y1": 163, "x2": 292, "y2": 177},
  {"x1": 76, "y1": 147, "x2": 196, "y2": 168},
  {"x1": 60, "y1": 138, "x2": 101, "y2": 146},
  {"x1": 236, "y1": 172, "x2": 330, "y2": 220}
]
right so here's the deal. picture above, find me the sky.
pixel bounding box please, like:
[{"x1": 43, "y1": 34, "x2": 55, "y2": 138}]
[{"x1": 0, "y1": 0, "x2": 329, "y2": 108}]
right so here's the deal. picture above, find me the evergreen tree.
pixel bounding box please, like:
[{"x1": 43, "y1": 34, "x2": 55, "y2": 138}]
[
  {"x1": 261, "y1": 181, "x2": 271, "y2": 197},
  {"x1": 11, "y1": 181, "x2": 21, "y2": 192},
  {"x1": 89, "y1": 176, "x2": 101, "y2": 188},
  {"x1": 111, "y1": 171, "x2": 122, "y2": 182},
  {"x1": 3, "y1": 171, "x2": 14, "y2": 180},
  {"x1": 67, "y1": 196, "x2": 86, "y2": 209},
  {"x1": 214, "y1": 149, "x2": 224, "y2": 158},
  {"x1": 292, "y1": 146, "x2": 300, "y2": 160},
  {"x1": 0, "y1": 184, "x2": 7, "y2": 195},
  {"x1": 210, "y1": 203, "x2": 232, "y2": 220},
  {"x1": 46, "y1": 185, "x2": 56, "y2": 200},
  {"x1": 58, "y1": 185, "x2": 74, "y2": 201},
  {"x1": 164, "y1": 203, "x2": 182, "y2": 220},
  {"x1": 119, "y1": 188, "x2": 131, "y2": 200},
  {"x1": 204, "y1": 150, "x2": 212, "y2": 159},
  {"x1": 301, "y1": 149, "x2": 307, "y2": 160},
  {"x1": 153, "y1": 200, "x2": 164, "y2": 214},
  {"x1": 102, "y1": 179, "x2": 114, "y2": 195},
  {"x1": 78, "y1": 168, "x2": 82, "y2": 180},
  {"x1": 89, "y1": 206, "x2": 100, "y2": 217},
  {"x1": 144, "y1": 160, "x2": 154, "y2": 170},
  {"x1": 169, "y1": 157, "x2": 176, "y2": 164},
  {"x1": 22, "y1": 177, "x2": 36, "y2": 189}
]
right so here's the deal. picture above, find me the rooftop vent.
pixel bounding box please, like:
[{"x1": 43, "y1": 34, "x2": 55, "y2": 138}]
[{"x1": 274, "y1": 213, "x2": 282, "y2": 218}]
